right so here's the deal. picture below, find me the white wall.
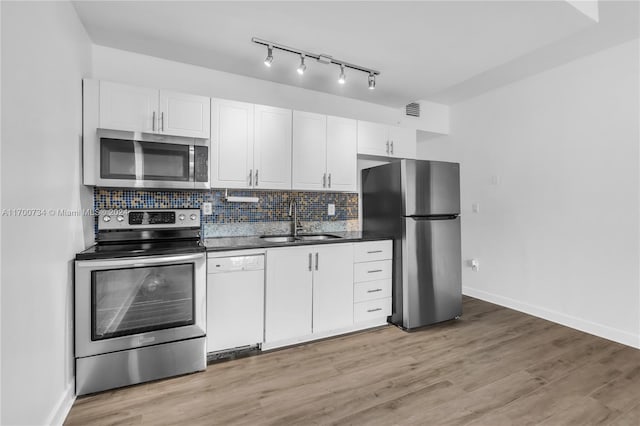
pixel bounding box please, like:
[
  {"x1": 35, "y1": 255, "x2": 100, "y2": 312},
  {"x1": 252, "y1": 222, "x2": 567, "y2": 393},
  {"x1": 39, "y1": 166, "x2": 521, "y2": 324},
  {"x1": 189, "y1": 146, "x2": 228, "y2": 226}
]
[
  {"x1": 92, "y1": 45, "x2": 406, "y2": 125},
  {"x1": 419, "y1": 39, "x2": 640, "y2": 348},
  {"x1": 1, "y1": 2, "x2": 92, "y2": 424}
]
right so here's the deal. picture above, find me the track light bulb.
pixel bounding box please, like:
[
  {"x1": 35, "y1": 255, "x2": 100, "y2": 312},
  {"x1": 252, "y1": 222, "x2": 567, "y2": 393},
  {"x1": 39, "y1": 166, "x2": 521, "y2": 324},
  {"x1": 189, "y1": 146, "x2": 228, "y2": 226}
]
[
  {"x1": 297, "y1": 54, "x2": 307, "y2": 75},
  {"x1": 368, "y1": 73, "x2": 376, "y2": 90},
  {"x1": 264, "y1": 46, "x2": 273, "y2": 67},
  {"x1": 338, "y1": 65, "x2": 346, "y2": 84}
]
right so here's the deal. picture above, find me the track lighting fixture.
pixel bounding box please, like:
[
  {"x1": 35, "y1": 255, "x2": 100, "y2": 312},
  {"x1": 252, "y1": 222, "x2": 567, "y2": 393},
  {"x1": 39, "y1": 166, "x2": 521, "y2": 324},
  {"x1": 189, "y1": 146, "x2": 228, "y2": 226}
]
[
  {"x1": 264, "y1": 45, "x2": 273, "y2": 67},
  {"x1": 297, "y1": 54, "x2": 307, "y2": 75},
  {"x1": 252, "y1": 37, "x2": 380, "y2": 89}
]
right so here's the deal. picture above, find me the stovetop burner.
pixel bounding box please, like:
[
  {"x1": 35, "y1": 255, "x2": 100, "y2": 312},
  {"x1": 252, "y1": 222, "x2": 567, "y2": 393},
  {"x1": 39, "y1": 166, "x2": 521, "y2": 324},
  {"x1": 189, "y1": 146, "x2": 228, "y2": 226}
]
[{"x1": 76, "y1": 208, "x2": 205, "y2": 261}]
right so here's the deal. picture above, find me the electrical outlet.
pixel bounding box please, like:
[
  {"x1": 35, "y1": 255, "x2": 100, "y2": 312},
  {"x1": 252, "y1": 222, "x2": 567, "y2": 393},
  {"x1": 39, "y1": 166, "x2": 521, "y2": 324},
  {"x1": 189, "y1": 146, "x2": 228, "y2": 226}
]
[
  {"x1": 202, "y1": 202, "x2": 213, "y2": 215},
  {"x1": 469, "y1": 259, "x2": 480, "y2": 272},
  {"x1": 327, "y1": 203, "x2": 335, "y2": 216}
]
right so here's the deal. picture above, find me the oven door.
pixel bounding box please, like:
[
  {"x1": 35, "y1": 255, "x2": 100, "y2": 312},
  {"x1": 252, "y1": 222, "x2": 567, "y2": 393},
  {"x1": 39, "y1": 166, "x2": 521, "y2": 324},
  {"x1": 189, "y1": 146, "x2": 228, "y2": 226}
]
[{"x1": 75, "y1": 253, "x2": 206, "y2": 358}]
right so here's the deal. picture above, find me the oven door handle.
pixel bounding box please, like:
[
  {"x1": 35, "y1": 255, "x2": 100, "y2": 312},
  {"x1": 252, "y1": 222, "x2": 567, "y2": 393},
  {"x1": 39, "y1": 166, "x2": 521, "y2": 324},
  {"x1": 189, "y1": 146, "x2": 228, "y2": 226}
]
[{"x1": 76, "y1": 253, "x2": 204, "y2": 269}]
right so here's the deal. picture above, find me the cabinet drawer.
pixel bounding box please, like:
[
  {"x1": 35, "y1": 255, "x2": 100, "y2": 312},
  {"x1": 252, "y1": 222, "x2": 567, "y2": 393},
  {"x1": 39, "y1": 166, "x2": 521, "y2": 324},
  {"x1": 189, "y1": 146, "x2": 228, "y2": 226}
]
[
  {"x1": 354, "y1": 260, "x2": 392, "y2": 282},
  {"x1": 354, "y1": 240, "x2": 392, "y2": 263},
  {"x1": 354, "y1": 298, "x2": 391, "y2": 323},
  {"x1": 354, "y1": 279, "x2": 392, "y2": 303}
]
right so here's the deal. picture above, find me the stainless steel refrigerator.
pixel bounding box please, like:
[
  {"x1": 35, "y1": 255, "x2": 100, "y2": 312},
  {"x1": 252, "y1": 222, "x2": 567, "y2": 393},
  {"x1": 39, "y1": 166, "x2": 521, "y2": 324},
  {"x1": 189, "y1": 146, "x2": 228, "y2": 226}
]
[{"x1": 362, "y1": 159, "x2": 462, "y2": 330}]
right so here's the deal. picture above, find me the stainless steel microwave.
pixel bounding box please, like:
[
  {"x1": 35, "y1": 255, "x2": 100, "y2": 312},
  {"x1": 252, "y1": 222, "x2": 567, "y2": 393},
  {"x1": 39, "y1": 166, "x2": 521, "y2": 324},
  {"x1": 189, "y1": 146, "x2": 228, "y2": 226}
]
[{"x1": 84, "y1": 130, "x2": 210, "y2": 189}]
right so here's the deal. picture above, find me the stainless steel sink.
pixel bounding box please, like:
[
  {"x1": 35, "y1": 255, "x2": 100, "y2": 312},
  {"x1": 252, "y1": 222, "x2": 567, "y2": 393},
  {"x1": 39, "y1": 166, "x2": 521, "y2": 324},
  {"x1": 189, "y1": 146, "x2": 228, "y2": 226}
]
[
  {"x1": 296, "y1": 234, "x2": 341, "y2": 241},
  {"x1": 260, "y1": 234, "x2": 341, "y2": 243},
  {"x1": 260, "y1": 236, "x2": 297, "y2": 243}
]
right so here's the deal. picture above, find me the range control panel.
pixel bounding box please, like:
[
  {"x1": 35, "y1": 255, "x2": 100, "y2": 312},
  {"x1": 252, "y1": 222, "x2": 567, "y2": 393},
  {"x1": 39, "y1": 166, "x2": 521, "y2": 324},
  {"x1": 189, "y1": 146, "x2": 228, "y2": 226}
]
[{"x1": 98, "y1": 209, "x2": 201, "y2": 230}]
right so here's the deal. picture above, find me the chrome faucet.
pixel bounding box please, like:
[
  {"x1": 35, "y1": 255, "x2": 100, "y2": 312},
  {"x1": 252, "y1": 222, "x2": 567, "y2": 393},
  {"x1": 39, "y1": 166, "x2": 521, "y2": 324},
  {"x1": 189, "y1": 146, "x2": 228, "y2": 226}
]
[{"x1": 288, "y1": 199, "x2": 304, "y2": 237}]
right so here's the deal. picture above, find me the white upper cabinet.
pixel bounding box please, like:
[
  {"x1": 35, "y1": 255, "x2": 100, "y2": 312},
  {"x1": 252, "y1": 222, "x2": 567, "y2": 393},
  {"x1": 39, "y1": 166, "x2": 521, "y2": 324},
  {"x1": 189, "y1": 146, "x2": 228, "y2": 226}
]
[
  {"x1": 326, "y1": 116, "x2": 357, "y2": 192},
  {"x1": 98, "y1": 81, "x2": 210, "y2": 138},
  {"x1": 356, "y1": 121, "x2": 389, "y2": 157},
  {"x1": 293, "y1": 112, "x2": 357, "y2": 192},
  {"x1": 357, "y1": 120, "x2": 416, "y2": 159},
  {"x1": 159, "y1": 90, "x2": 210, "y2": 139},
  {"x1": 292, "y1": 111, "x2": 327, "y2": 191},
  {"x1": 211, "y1": 100, "x2": 292, "y2": 190},
  {"x1": 253, "y1": 105, "x2": 292, "y2": 190},
  {"x1": 388, "y1": 126, "x2": 417, "y2": 159},
  {"x1": 211, "y1": 99, "x2": 254, "y2": 189},
  {"x1": 99, "y1": 81, "x2": 157, "y2": 133}
]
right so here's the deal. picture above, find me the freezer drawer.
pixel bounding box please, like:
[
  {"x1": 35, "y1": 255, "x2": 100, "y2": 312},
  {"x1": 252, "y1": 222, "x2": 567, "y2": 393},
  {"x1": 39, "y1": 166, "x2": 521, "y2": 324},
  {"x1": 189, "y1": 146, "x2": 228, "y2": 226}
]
[{"x1": 401, "y1": 216, "x2": 462, "y2": 329}]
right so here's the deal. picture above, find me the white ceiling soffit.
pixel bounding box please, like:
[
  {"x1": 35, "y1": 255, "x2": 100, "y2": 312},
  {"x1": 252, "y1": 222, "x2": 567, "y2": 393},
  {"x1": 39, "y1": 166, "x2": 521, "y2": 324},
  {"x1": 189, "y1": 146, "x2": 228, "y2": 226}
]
[
  {"x1": 566, "y1": 0, "x2": 599, "y2": 22},
  {"x1": 72, "y1": 1, "x2": 631, "y2": 107},
  {"x1": 430, "y1": 0, "x2": 638, "y2": 104}
]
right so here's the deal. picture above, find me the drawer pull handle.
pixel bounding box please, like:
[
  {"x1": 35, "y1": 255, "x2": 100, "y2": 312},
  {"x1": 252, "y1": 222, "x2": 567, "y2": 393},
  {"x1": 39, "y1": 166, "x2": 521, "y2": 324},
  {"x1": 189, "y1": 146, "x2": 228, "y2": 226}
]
[
  {"x1": 367, "y1": 289, "x2": 383, "y2": 293},
  {"x1": 367, "y1": 250, "x2": 383, "y2": 254},
  {"x1": 367, "y1": 308, "x2": 382, "y2": 313},
  {"x1": 367, "y1": 269, "x2": 383, "y2": 273}
]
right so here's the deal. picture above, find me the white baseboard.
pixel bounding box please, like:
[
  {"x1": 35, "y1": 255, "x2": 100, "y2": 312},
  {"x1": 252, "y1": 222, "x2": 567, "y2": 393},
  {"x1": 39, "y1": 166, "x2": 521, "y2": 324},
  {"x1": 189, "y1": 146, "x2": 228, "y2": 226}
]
[
  {"x1": 463, "y1": 286, "x2": 640, "y2": 349},
  {"x1": 261, "y1": 318, "x2": 388, "y2": 351},
  {"x1": 45, "y1": 381, "x2": 76, "y2": 426}
]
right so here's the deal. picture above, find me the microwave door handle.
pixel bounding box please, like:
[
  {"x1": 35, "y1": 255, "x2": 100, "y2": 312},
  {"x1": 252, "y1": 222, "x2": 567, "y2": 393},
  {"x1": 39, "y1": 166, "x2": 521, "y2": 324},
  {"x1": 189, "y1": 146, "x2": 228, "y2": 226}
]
[
  {"x1": 189, "y1": 146, "x2": 195, "y2": 182},
  {"x1": 133, "y1": 141, "x2": 144, "y2": 180}
]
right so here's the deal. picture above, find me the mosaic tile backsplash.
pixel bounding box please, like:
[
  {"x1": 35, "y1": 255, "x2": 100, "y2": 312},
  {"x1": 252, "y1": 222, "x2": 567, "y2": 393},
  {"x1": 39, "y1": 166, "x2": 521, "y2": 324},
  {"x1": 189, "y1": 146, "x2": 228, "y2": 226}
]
[{"x1": 94, "y1": 188, "x2": 359, "y2": 237}]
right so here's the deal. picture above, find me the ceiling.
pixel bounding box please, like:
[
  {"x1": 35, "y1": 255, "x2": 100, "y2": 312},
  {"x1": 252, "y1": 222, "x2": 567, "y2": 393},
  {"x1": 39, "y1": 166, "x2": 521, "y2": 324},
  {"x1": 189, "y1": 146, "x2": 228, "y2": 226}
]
[{"x1": 72, "y1": 1, "x2": 639, "y2": 108}]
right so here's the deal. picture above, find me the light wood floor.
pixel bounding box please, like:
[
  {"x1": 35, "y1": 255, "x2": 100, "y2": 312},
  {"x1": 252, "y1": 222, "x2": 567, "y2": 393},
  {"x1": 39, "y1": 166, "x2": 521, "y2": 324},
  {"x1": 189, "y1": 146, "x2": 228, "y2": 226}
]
[{"x1": 65, "y1": 296, "x2": 640, "y2": 425}]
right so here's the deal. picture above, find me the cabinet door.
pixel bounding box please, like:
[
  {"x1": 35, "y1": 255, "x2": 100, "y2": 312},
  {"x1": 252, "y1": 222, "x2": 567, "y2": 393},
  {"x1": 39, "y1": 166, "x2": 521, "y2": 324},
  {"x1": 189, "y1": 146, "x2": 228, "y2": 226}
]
[
  {"x1": 357, "y1": 120, "x2": 389, "y2": 157},
  {"x1": 292, "y1": 111, "x2": 327, "y2": 190},
  {"x1": 312, "y1": 244, "x2": 354, "y2": 333},
  {"x1": 99, "y1": 81, "x2": 158, "y2": 133},
  {"x1": 388, "y1": 126, "x2": 417, "y2": 159},
  {"x1": 326, "y1": 116, "x2": 357, "y2": 192},
  {"x1": 254, "y1": 105, "x2": 292, "y2": 190},
  {"x1": 159, "y1": 90, "x2": 211, "y2": 139},
  {"x1": 211, "y1": 99, "x2": 254, "y2": 189},
  {"x1": 265, "y1": 247, "x2": 313, "y2": 343}
]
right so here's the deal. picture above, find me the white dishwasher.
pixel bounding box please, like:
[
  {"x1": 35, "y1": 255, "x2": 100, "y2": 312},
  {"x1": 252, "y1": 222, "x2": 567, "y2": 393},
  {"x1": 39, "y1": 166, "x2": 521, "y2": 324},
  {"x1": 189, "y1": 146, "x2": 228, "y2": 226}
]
[{"x1": 207, "y1": 252, "x2": 265, "y2": 355}]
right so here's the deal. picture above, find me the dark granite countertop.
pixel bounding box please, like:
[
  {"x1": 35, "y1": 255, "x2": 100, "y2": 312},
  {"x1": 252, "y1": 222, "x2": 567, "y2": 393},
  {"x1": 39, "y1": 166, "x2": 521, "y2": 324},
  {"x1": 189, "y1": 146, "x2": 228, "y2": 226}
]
[{"x1": 204, "y1": 231, "x2": 392, "y2": 252}]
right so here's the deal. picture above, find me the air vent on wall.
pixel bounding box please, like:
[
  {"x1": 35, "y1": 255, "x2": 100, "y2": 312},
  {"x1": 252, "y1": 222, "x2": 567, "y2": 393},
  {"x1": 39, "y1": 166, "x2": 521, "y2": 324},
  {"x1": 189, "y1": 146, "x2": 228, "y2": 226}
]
[{"x1": 405, "y1": 102, "x2": 420, "y2": 117}]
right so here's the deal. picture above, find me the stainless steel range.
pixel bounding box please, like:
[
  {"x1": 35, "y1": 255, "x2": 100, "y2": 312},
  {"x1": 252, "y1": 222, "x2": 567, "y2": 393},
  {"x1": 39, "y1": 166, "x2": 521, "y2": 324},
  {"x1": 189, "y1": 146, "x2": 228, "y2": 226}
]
[{"x1": 74, "y1": 208, "x2": 206, "y2": 395}]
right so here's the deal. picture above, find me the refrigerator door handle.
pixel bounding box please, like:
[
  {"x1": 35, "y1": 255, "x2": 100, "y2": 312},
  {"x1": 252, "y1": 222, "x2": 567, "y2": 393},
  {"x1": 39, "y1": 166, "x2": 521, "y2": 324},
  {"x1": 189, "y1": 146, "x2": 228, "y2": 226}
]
[{"x1": 405, "y1": 214, "x2": 458, "y2": 220}]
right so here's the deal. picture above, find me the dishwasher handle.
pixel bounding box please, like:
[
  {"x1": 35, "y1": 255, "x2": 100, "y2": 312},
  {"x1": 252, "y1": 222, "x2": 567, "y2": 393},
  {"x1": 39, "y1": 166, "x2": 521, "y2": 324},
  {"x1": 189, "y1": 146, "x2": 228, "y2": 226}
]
[{"x1": 208, "y1": 254, "x2": 265, "y2": 273}]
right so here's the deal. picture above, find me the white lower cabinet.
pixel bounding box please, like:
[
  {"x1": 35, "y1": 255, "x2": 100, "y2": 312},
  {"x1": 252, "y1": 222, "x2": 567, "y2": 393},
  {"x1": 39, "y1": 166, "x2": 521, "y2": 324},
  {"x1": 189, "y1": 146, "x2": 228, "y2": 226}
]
[
  {"x1": 264, "y1": 246, "x2": 313, "y2": 342},
  {"x1": 312, "y1": 244, "x2": 354, "y2": 333},
  {"x1": 353, "y1": 240, "x2": 393, "y2": 324},
  {"x1": 265, "y1": 244, "x2": 354, "y2": 345}
]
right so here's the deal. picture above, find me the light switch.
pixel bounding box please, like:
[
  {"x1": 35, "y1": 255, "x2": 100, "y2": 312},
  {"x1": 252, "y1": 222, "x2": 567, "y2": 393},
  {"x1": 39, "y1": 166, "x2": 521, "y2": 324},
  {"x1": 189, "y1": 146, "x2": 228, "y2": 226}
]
[
  {"x1": 472, "y1": 203, "x2": 480, "y2": 213},
  {"x1": 202, "y1": 202, "x2": 213, "y2": 215},
  {"x1": 491, "y1": 175, "x2": 500, "y2": 185},
  {"x1": 327, "y1": 203, "x2": 335, "y2": 216}
]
